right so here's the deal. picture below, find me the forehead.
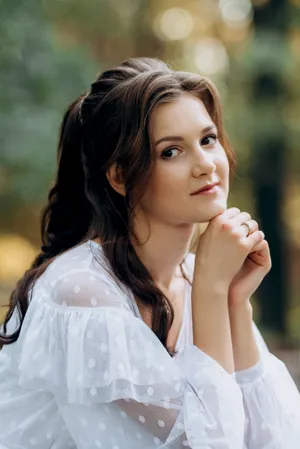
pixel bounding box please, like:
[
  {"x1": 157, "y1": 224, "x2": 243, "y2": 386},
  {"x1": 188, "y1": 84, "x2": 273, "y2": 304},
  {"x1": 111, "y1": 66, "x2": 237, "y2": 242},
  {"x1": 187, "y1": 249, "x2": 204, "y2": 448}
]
[{"x1": 149, "y1": 93, "x2": 214, "y2": 140}]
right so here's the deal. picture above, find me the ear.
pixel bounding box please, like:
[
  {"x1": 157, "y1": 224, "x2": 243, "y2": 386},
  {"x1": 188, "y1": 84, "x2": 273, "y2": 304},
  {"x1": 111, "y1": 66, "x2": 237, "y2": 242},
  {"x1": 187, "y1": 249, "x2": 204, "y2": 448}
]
[{"x1": 105, "y1": 163, "x2": 126, "y2": 196}]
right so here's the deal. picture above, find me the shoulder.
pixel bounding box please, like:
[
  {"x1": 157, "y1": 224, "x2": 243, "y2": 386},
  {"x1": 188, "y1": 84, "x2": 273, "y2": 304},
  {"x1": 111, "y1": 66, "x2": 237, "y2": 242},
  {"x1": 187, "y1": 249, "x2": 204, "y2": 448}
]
[
  {"x1": 37, "y1": 240, "x2": 132, "y2": 311},
  {"x1": 42, "y1": 240, "x2": 105, "y2": 278}
]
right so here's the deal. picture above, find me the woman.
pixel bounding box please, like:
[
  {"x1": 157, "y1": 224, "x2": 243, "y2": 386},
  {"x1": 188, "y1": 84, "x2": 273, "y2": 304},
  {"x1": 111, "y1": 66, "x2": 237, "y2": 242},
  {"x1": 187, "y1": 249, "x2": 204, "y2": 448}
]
[{"x1": 0, "y1": 57, "x2": 299, "y2": 449}]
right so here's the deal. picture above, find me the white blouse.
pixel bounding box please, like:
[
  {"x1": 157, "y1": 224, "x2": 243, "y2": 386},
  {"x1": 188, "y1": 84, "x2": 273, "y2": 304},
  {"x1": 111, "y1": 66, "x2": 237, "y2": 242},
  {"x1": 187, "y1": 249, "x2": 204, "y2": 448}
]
[{"x1": 0, "y1": 240, "x2": 299, "y2": 449}]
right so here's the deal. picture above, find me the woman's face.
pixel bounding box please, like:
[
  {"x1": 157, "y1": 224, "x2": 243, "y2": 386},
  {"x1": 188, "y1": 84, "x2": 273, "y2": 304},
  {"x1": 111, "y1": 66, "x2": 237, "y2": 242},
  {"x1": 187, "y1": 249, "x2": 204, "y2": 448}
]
[{"x1": 140, "y1": 92, "x2": 230, "y2": 225}]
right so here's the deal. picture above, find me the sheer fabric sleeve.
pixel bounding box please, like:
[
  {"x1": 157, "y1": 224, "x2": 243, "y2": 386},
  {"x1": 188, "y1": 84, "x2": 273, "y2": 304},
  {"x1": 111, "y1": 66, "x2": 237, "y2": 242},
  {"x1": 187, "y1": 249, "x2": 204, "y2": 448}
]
[
  {"x1": 17, "y1": 271, "x2": 246, "y2": 449},
  {"x1": 235, "y1": 321, "x2": 300, "y2": 449}
]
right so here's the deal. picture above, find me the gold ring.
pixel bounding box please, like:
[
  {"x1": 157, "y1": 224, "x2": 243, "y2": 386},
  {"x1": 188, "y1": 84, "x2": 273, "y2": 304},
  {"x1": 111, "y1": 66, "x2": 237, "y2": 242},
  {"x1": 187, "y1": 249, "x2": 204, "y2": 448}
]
[{"x1": 241, "y1": 222, "x2": 252, "y2": 237}]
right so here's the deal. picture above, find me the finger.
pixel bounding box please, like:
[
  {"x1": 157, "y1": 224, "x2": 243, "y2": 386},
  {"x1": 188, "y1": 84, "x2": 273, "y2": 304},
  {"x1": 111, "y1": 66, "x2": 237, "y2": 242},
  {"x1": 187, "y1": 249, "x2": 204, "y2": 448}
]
[
  {"x1": 248, "y1": 240, "x2": 271, "y2": 269},
  {"x1": 230, "y1": 212, "x2": 252, "y2": 226},
  {"x1": 228, "y1": 212, "x2": 258, "y2": 236},
  {"x1": 221, "y1": 207, "x2": 241, "y2": 220},
  {"x1": 212, "y1": 207, "x2": 241, "y2": 227},
  {"x1": 250, "y1": 239, "x2": 267, "y2": 253},
  {"x1": 246, "y1": 230, "x2": 265, "y2": 247},
  {"x1": 240, "y1": 219, "x2": 259, "y2": 237}
]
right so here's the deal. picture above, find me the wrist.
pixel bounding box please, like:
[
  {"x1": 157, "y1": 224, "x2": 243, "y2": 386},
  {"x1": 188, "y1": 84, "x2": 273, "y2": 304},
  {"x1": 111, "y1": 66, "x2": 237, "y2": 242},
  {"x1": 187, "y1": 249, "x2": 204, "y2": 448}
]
[
  {"x1": 192, "y1": 274, "x2": 229, "y2": 300},
  {"x1": 229, "y1": 301, "x2": 254, "y2": 331},
  {"x1": 193, "y1": 261, "x2": 232, "y2": 294},
  {"x1": 229, "y1": 303, "x2": 260, "y2": 371},
  {"x1": 229, "y1": 298, "x2": 253, "y2": 316}
]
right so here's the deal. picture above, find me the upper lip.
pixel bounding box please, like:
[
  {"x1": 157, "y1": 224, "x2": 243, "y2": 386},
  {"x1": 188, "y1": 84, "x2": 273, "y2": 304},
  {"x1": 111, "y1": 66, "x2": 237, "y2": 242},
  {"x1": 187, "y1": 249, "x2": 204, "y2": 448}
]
[{"x1": 190, "y1": 181, "x2": 219, "y2": 195}]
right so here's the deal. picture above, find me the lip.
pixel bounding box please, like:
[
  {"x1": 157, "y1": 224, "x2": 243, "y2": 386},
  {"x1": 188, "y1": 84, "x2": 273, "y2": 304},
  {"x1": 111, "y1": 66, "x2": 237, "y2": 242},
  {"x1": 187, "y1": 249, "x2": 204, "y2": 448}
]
[{"x1": 190, "y1": 182, "x2": 220, "y2": 195}]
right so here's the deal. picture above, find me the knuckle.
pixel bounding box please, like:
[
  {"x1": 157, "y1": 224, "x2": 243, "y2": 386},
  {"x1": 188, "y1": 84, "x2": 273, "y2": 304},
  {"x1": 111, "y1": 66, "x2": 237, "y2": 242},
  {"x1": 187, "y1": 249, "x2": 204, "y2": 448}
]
[
  {"x1": 224, "y1": 222, "x2": 234, "y2": 232},
  {"x1": 218, "y1": 218, "x2": 230, "y2": 229},
  {"x1": 253, "y1": 231, "x2": 264, "y2": 243}
]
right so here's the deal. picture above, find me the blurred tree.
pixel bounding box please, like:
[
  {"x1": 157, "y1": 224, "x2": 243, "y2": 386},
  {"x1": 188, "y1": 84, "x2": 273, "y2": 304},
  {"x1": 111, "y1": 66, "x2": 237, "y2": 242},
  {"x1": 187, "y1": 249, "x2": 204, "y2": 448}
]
[
  {"x1": 0, "y1": 0, "x2": 98, "y2": 244},
  {"x1": 41, "y1": 0, "x2": 164, "y2": 64},
  {"x1": 250, "y1": 0, "x2": 290, "y2": 338}
]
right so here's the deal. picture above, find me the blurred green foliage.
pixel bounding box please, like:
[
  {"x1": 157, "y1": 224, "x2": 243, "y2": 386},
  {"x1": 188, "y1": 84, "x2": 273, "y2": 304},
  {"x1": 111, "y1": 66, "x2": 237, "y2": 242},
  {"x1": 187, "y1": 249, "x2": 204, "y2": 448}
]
[{"x1": 0, "y1": 0, "x2": 98, "y2": 217}]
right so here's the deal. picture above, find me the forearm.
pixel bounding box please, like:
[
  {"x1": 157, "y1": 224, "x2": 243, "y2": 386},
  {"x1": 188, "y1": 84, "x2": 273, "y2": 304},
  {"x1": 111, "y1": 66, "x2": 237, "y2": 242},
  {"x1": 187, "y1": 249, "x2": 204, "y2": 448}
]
[
  {"x1": 192, "y1": 276, "x2": 234, "y2": 374},
  {"x1": 229, "y1": 301, "x2": 260, "y2": 371}
]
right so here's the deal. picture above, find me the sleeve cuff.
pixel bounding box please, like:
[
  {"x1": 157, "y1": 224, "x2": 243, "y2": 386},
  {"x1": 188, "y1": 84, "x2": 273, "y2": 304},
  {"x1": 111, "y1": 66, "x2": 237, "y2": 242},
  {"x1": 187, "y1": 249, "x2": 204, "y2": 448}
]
[
  {"x1": 176, "y1": 344, "x2": 238, "y2": 386},
  {"x1": 234, "y1": 356, "x2": 266, "y2": 385}
]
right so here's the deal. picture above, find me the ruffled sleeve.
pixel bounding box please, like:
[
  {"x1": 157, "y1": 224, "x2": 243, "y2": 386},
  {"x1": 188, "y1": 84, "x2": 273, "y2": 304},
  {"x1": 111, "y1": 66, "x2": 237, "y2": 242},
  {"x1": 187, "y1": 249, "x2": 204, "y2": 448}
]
[
  {"x1": 235, "y1": 321, "x2": 300, "y2": 449},
  {"x1": 17, "y1": 270, "x2": 246, "y2": 448}
]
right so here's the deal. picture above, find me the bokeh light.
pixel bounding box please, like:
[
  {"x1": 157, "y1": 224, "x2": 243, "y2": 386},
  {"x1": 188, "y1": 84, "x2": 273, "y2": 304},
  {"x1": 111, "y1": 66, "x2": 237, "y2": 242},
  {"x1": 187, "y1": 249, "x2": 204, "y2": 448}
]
[
  {"x1": 219, "y1": 0, "x2": 253, "y2": 28},
  {"x1": 194, "y1": 38, "x2": 229, "y2": 75},
  {"x1": 154, "y1": 8, "x2": 194, "y2": 41}
]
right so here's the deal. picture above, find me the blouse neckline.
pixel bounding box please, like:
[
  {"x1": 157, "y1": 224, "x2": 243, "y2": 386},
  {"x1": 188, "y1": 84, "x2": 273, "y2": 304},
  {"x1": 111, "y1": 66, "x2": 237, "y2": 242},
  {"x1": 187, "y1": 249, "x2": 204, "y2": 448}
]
[
  {"x1": 128, "y1": 276, "x2": 189, "y2": 353},
  {"x1": 88, "y1": 238, "x2": 190, "y2": 351}
]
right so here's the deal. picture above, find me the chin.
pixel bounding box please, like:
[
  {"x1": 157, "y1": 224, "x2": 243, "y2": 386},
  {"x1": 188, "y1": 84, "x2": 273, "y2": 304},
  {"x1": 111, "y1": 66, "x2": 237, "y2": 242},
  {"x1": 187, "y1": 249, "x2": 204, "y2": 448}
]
[{"x1": 195, "y1": 201, "x2": 227, "y2": 223}]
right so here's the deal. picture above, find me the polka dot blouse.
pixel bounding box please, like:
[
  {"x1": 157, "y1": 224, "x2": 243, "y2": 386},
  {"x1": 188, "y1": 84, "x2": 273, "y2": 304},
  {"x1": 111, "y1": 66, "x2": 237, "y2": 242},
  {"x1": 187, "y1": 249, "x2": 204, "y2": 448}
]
[{"x1": 0, "y1": 240, "x2": 299, "y2": 448}]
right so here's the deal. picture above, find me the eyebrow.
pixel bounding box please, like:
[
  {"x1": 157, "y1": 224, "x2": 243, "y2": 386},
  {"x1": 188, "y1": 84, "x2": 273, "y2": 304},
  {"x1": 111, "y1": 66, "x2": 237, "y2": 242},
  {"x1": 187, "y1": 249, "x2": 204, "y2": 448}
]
[{"x1": 154, "y1": 125, "x2": 217, "y2": 147}]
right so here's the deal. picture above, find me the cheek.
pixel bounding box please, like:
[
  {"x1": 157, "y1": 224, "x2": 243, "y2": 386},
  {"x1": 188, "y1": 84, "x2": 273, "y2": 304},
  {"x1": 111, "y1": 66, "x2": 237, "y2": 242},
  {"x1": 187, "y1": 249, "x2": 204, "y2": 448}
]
[
  {"x1": 216, "y1": 150, "x2": 230, "y2": 180},
  {"x1": 141, "y1": 164, "x2": 187, "y2": 211},
  {"x1": 150, "y1": 164, "x2": 187, "y2": 195}
]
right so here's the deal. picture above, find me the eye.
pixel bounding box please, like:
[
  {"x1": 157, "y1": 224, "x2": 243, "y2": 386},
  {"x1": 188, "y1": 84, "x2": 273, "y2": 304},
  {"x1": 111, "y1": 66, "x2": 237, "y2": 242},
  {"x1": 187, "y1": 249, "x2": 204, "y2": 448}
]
[
  {"x1": 161, "y1": 147, "x2": 181, "y2": 160},
  {"x1": 201, "y1": 133, "x2": 218, "y2": 146}
]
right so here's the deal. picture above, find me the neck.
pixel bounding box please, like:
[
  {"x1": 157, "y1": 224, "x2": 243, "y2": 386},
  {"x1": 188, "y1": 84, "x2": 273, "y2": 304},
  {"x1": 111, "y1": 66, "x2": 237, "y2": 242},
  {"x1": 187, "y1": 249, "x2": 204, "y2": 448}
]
[{"x1": 131, "y1": 214, "x2": 195, "y2": 291}]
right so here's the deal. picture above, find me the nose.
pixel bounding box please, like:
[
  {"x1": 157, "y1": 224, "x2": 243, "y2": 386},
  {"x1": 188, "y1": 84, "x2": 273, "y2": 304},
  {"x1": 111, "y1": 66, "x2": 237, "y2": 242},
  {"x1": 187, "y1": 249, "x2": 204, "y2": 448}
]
[{"x1": 192, "y1": 146, "x2": 216, "y2": 178}]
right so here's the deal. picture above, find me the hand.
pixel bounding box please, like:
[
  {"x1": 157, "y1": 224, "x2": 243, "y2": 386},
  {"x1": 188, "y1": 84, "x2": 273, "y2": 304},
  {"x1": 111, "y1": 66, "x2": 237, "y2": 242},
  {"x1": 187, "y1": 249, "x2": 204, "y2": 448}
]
[
  {"x1": 228, "y1": 218, "x2": 272, "y2": 309},
  {"x1": 194, "y1": 208, "x2": 266, "y2": 293}
]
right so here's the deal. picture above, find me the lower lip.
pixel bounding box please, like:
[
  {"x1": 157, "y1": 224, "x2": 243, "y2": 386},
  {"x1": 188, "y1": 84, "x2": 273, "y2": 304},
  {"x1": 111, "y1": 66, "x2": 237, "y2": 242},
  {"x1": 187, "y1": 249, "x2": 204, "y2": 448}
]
[{"x1": 191, "y1": 185, "x2": 219, "y2": 196}]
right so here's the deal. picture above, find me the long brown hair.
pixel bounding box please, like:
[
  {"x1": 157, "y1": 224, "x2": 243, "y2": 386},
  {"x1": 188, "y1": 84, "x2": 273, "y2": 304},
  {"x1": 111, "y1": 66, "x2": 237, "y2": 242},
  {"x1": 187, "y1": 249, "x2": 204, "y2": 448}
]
[{"x1": 0, "y1": 57, "x2": 235, "y2": 354}]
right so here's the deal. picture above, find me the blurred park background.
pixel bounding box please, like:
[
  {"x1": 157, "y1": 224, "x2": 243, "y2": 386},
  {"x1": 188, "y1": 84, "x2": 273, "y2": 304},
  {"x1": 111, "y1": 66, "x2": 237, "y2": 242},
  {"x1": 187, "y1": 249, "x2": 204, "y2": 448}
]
[{"x1": 1, "y1": 0, "x2": 300, "y2": 383}]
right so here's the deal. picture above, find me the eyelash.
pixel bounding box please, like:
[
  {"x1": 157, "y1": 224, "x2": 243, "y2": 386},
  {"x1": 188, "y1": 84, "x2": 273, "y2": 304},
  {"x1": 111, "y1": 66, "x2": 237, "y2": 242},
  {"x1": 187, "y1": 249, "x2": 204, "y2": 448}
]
[{"x1": 161, "y1": 134, "x2": 218, "y2": 160}]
